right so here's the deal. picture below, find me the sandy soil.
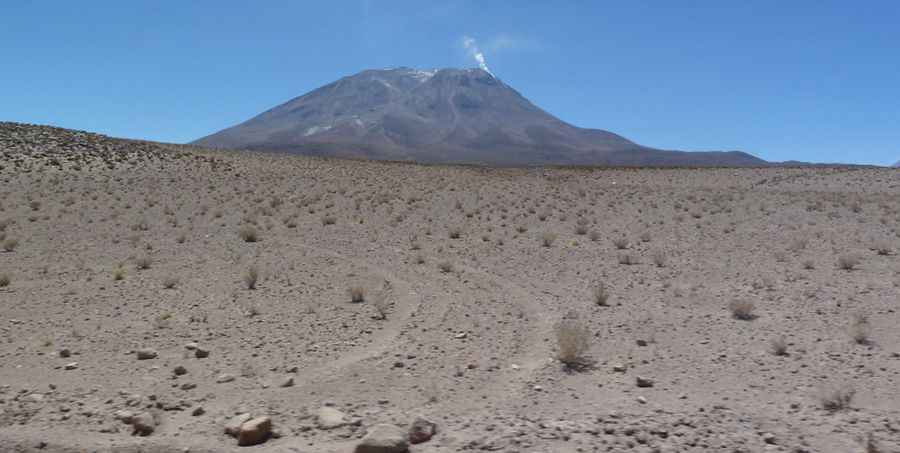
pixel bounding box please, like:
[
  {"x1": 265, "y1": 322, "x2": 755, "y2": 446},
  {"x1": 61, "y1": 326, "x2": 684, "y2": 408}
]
[{"x1": 1, "y1": 123, "x2": 899, "y2": 452}]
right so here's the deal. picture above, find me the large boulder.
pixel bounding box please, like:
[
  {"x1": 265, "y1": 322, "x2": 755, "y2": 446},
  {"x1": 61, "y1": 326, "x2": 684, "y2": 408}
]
[
  {"x1": 237, "y1": 416, "x2": 272, "y2": 446},
  {"x1": 224, "y1": 413, "x2": 253, "y2": 436},
  {"x1": 408, "y1": 416, "x2": 437, "y2": 444},
  {"x1": 355, "y1": 423, "x2": 409, "y2": 453},
  {"x1": 316, "y1": 406, "x2": 348, "y2": 429}
]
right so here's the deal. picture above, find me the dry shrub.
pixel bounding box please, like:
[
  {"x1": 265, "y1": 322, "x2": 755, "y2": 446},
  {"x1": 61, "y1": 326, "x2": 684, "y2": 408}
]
[
  {"x1": 162, "y1": 276, "x2": 179, "y2": 289},
  {"x1": 244, "y1": 265, "x2": 259, "y2": 290},
  {"x1": 592, "y1": 283, "x2": 609, "y2": 306},
  {"x1": 2, "y1": 238, "x2": 19, "y2": 252},
  {"x1": 818, "y1": 384, "x2": 855, "y2": 411},
  {"x1": 135, "y1": 255, "x2": 152, "y2": 270},
  {"x1": 448, "y1": 227, "x2": 462, "y2": 239},
  {"x1": 837, "y1": 253, "x2": 860, "y2": 270},
  {"x1": 770, "y1": 336, "x2": 788, "y2": 356},
  {"x1": 321, "y1": 215, "x2": 336, "y2": 226},
  {"x1": 651, "y1": 250, "x2": 667, "y2": 267},
  {"x1": 113, "y1": 267, "x2": 125, "y2": 281},
  {"x1": 850, "y1": 312, "x2": 871, "y2": 345},
  {"x1": 729, "y1": 299, "x2": 756, "y2": 320},
  {"x1": 238, "y1": 225, "x2": 259, "y2": 243},
  {"x1": 348, "y1": 286, "x2": 365, "y2": 303},
  {"x1": 617, "y1": 253, "x2": 637, "y2": 265},
  {"x1": 0, "y1": 273, "x2": 10, "y2": 287},
  {"x1": 555, "y1": 311, "x2": 591, "y2": 369},
  {"x1": 612, "y1": 237, "x2": 629, "y2": 250},
  {"x1": 437, "y1": 261, "x2": 454, "y2": 273},
  {"x1": 541, "y1": 232, "x2": 557, "y2": 248}
]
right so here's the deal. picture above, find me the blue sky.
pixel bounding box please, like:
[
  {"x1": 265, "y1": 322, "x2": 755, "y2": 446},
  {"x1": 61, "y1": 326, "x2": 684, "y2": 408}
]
[{"x1": 2, "y1": 1, "x2": 899, "y2": 164}]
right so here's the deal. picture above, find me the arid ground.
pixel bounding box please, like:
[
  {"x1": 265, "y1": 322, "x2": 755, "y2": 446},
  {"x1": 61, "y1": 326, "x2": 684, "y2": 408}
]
[{"x1": 1, "y1": 123, "x2": 899, "y2": 452}]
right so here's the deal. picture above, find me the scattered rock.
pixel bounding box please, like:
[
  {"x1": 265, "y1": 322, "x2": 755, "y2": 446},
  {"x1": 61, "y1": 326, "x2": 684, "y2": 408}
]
[
  {"x1": 136, "y1": 348, "x2": 158, "y2": 360},
  {"x1": 216, "y1": 373, "x2": 236, "y2": 383},
  {"x1": 224, "y1": 413, "x2": 253, "y2": 436},
  {"x1": 237, "y1": 416, "x2": 272, "y2": 446},
  {"x1": 317, "y1": 406, "x2": 348, "y2": 429},
  {"x1": 114, "y1": 410, "x2": 134, "y2": 424},
  {"x1": 279, "y1": 376, "x2": 294, "y2": 388},
  {"x1": 64, "y1": 362, "x2": 78, "y2": 370},
  {"x1": 408, "y1": 416, "x2": 437, "y2": 444},
  {"x1": 58, "y1": 348, "x2": 71, "y2": 358},
  {"x1": 355, "y1": 423, "x2": 409, "y2": 453},
  {"x1": 194, "y1": 346, "x2": 210, "y2": 359},
  {"x1": 131, "y1": 412, "x2": 156, "y2": 436},
  {"x1": 636, "y1": 376, "x2": 654, "y2": 388},
  {"x1": 173, "y1": 365, "x2": 187, "y2": 376},
  {"x1": 191, "y1": 406, "x2": 205, "y2": 416}
]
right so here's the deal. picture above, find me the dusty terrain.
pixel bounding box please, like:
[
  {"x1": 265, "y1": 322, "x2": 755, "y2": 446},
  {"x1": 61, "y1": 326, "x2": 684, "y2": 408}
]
[{"x1": 1, "y1": 122, "x2": 899, "y2": 452}]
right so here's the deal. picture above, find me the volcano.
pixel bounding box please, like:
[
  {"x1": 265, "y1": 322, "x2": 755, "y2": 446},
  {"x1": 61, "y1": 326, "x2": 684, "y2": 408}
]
[{"x1": 192, "y1": 67, "x2": 765, "y2": 167}]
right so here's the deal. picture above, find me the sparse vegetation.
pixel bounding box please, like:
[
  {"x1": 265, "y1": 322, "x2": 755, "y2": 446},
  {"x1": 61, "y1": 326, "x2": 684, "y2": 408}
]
[
  {"x1": 592, "y1": 283, "x2": 609, "y2": 306},
  {"x1": 163, "y1": 276, "x2": 179, "y2": 289},
  {"x1": 2, "y1": 238, "x2": 19, "y2": 252},
  {"x1": 729, "y1": 300, "x2": 756, "y2": 320},
  {"x1": 348, "y1": 286, "x2": 365, "y2": 303},
  {"x1": 837, "y1": 253, "x2": 860, "y2": 270},
  {"x1": 238, "y1": 225, "x2": 259, "y2": 243},
  {"x1": 244, "y1": 265, "x2": 259, "y2": 290},
  {"x1": 850, "y1": 312, "x2": 871, "y2": 345},
  {"x1": 135, "y1": 255, "x2": 152, "y2": 270},
  {"x1": 554, "y1": 311, "x2": 591, "y2": 369},
  {"x1": 819, "y1": 384, "x2": 855, "y2": 412},
  {"x1": 541, "y1": 232, "x2": 557, "y2": 247},
  {"x1": 770, "y1": 336, "x2": 788, "y2": 356}
]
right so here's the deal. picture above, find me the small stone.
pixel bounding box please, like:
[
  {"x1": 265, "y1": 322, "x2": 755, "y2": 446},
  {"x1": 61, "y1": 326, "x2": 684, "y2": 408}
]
[
  {"x1": 114, "y1": 410, "x2": 134, "y2": 423},
  {"x1": 636, "y1": 376, "x2": 654, "y2": 388},
  {"x1": 194, "y1": 347, "x2": 210, "y2": 359},
  {"x1": 191, "y1": 406, "x2": 205, "y2": 416},
  {"x1": 131, "y1": 412, "x2": 156, "y2": 436},
  {"x1": 355, "y1": 423, "x2": 409, "y2": 453},
  {"x1": 136, "y1": 349, "x2": 158, "y2": 360},
  {"x1": 59, "y1": 349, "x2": 71, "y2": 358},
  {"x1": 279, "y1": 376, "x2": 294, "y2": 388},
  {"x1": 454, "y1": 332, "x2": 467, "y2": 339},
  {"x1": 636, "y1": 339, "x2": 648, "y2": 347},
  {"x1": 64, "y1": 362, "x2": 78, "y2": 370},
  {"x1": 762, "y1": 432, "x2": 777, "y2": 445},
  {"x1": 173, "y1": 365, "x2": 187, "y2": 376},
  {"x1": 216, "y1": 373, "x2": 236, "y2": 383},
  {"x1": 238, "y1": 416, "x2": 272, "y2": 446},
  {"x1": 317, "y1": 406, "x2": 348, "y2": 429},
  {"x1": 408, "y1": 416, "x2": 437, "y2": 444},
  {"x1": 637, "y1": 396, "x2": 648, "y2": 404},
  {"x1": 184, "y1": 342, "x2": 198, "y2": 350},
  {"x1": 612, "y1": 364, "x2": 627, "y2": 372},
  {"x1": 224, "y1": 413, "x2": 253, "y2": 436}
]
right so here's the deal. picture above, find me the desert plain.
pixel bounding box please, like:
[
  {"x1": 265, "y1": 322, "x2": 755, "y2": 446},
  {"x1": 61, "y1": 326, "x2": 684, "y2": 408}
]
[{"x1": 1, "y1": 122, "x2": 899, "y2": 452}]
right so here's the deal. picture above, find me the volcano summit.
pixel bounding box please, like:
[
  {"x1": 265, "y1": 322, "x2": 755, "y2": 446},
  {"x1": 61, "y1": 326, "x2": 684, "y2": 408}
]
[{"x1": 193, "y1": 67, "x2": 764, "y2": 167}]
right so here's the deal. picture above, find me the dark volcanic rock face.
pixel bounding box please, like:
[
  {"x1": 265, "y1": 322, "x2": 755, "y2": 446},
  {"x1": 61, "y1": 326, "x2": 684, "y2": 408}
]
[{"x1": 193, "y1": 67, "x2": 765, "y2": 167}]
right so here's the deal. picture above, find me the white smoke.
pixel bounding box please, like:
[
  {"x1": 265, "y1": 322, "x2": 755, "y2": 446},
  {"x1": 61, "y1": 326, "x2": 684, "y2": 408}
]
[{"x1": 462, "y1": 36, "x2": 494, "y2": 76}]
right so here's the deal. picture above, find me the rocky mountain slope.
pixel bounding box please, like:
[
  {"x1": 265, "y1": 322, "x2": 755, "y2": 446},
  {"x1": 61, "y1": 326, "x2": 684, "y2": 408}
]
[{"x1": 193, "y1": 68, "x2": 765, "y2": 167}]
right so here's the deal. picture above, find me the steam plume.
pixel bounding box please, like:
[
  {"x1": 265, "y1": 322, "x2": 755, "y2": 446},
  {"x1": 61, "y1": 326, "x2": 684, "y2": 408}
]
[{"x1": 462, "y1": 36, "x2": 494, "y2": 76}]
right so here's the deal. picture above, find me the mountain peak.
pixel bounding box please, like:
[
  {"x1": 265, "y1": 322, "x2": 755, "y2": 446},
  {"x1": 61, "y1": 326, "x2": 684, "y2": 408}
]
[{"x1": 192, "y1": 67, "x2": 764, "y2": 167}]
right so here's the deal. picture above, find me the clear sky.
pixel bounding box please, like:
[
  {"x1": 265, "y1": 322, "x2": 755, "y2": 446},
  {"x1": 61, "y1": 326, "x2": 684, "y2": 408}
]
[{"x1": 2, "y1": 1, "x2": 899, "y2": 164}]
